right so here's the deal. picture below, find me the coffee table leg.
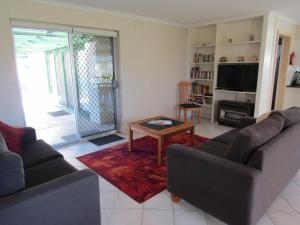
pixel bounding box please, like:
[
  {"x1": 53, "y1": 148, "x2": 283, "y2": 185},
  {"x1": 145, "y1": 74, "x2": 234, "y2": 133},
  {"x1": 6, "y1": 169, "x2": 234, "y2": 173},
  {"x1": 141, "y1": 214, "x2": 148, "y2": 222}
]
[
  {"x1": 190, "y1": 127, "x2": 194, "y2": 146},
  {"x1": 129, "y1": 126, "x2": 133, "y2": 152},
  {"x1": 158, "y1": 137, "x2": 164, "y2": 166}
]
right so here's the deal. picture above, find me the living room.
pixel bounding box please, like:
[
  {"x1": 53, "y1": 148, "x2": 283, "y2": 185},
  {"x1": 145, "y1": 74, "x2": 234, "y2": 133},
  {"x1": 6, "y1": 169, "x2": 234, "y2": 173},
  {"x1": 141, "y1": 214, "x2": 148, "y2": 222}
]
[{"x1": 1, "y1": 0, "x2": 300, "y2": 225}]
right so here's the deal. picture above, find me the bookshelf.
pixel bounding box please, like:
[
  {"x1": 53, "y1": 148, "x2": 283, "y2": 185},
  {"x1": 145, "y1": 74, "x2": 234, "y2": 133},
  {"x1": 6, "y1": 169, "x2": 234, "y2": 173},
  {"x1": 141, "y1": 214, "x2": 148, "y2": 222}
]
[
  {"x1": 188, "y1": 24, "x2": 216, "y2": 119},
  {"x1": 187, "y1": 16, "x2": 264, "y2": 122}
]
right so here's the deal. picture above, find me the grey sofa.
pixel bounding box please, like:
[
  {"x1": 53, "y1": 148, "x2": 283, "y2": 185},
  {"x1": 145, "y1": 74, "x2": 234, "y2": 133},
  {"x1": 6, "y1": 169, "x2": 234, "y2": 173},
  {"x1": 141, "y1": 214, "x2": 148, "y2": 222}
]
[
  {"x1": 167, "y1": 107, "x2": 300, "y2": 225},
  {"x1": 0, "y1": 127, "x2": 101, "y2": 225}
]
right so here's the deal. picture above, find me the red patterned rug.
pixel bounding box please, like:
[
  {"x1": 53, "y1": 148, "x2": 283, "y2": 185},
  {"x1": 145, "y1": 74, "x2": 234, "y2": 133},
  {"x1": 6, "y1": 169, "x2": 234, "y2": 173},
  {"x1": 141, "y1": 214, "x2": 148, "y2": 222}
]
[{"x1": 77, "y1": 134, "x2": 208, "y2": 203}]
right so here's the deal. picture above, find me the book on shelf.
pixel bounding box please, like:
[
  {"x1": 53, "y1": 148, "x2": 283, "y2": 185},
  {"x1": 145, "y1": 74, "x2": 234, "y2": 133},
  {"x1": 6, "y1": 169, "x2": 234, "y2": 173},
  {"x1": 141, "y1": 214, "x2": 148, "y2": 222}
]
[
  {"x1": 190, "y1": 67, "x2": 214, "y2": 80},
  {"x1": 191, "y1": 83, "x2": 211, "y2": 95},
  {"x1": 193, "y1": 53, "x2": 215, "y2": 63}
]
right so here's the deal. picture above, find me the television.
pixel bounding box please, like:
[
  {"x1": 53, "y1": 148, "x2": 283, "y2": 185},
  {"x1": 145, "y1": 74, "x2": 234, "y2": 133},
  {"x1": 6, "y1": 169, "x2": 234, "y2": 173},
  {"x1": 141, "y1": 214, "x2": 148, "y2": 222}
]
[{"x1": 217, "y1": 64, "x2": 259, "y2": 92}]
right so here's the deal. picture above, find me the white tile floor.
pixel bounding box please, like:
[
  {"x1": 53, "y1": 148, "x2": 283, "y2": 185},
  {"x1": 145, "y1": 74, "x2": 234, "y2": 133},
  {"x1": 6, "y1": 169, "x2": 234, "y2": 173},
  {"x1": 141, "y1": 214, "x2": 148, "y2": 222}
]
[{"x1": 56, "y1": 119, "x2": 300, "y2": 225}]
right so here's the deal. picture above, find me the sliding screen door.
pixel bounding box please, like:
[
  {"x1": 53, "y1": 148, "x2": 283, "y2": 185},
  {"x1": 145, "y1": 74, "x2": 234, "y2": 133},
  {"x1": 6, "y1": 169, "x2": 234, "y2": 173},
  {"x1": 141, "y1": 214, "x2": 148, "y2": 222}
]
[{"x1": 71, "y1": 31, "x2": 117, "y2": 137}]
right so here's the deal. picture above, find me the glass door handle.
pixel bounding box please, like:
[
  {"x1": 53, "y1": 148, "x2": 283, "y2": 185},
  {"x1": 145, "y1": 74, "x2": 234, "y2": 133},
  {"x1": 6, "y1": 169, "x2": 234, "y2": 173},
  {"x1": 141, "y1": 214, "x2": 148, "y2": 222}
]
[{"x1": 113, "y1": 80, "x2": 119, "y2": 89}]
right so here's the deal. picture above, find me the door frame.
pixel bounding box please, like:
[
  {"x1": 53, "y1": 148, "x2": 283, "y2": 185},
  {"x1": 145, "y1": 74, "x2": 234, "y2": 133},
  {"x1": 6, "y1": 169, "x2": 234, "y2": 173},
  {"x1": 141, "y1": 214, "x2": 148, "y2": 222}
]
[
  {"x1": 10, "y1": 19, "x2": 120, "y2": 146},
  {"x1": 271, "y1": 32, "x2": 292, "y2": 110}
]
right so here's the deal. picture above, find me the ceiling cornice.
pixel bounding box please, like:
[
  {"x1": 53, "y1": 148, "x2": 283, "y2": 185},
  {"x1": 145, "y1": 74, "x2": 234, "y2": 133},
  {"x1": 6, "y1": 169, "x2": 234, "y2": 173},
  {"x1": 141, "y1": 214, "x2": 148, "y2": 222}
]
[
  {"x1": 30, "y1": 1, "x2": 300, "y2": 29},
  {"x1": 275, "y1": 12, "x2": 300, "y2": 25},
  {"x1": 30, "y1": 0, "x2": 189, "y2": 28},
  {"x1": 190, "y1": 13, "x2": 265, "y2": 27}
]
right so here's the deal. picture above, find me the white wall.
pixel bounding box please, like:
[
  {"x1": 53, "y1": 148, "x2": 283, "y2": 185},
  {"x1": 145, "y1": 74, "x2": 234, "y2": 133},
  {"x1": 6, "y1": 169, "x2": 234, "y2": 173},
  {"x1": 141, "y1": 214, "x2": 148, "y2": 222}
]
[
  {"x1": 255, "y1": 12, "x2": 299, "y2": 116},
  {"x1": 0, "y1": 0, "x2": 188, "y2": 131},
  {"x1": 283, "y1": 25, "x2": 300, "y2": 108},
  {"x1": 0, "y1": 0, "x2": 25, "y2": 126}
]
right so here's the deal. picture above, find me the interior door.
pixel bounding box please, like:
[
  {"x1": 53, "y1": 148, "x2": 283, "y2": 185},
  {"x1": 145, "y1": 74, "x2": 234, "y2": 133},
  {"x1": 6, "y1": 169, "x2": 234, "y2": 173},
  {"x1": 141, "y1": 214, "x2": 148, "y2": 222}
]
[{"x1": 71, "y1": 31, "x2": 117, "y2": 138}]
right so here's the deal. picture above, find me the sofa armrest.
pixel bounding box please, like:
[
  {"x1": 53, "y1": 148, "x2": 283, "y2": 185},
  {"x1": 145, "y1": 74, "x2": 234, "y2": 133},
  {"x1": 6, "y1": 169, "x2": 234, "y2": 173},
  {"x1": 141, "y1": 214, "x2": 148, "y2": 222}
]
[
  {"x1": 0, "y1": 169, "x2": 101, "y2": 225},
  {"x1": 22, "y1": 127, "x2": 37, "y2": 143},
  {"x1": 167, "y1": 144, "x2": 262, "y2": 225},
  {"x1": 0, "y1": 151, "x2": 25, "y2": 197}
]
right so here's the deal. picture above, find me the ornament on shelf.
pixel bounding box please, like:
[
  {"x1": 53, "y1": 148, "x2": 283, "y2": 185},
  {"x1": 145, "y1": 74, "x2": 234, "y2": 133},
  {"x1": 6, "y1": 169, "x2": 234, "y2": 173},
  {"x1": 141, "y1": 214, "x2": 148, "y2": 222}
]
[
  {"x1": 291, "y1": 71, "x2": 300, "y2": 86},
  {"x1": 196, "y1": 41, "x2": 210, "y2": 46},
  {"x1": 203, "y1": 86, "x2": 210, "y2": 95},
  {"x1": 249, "y1": 34, "x2": 255, "y2": 41},
  {"x1": 219, "y1": 56, "x2": 228, "y2": 62},
  {"x1": 251, "y1": 55, "x2": 258, "y2": 62},
  {"x1": 200, "y1": 41, "x2": 210, "y2": 46},
  {"x1": 237, "y1": 56, "x2": 245, "y2": 62},
  {"x1": 290, "y1": 51, "x2": 296, "y2": 65}
]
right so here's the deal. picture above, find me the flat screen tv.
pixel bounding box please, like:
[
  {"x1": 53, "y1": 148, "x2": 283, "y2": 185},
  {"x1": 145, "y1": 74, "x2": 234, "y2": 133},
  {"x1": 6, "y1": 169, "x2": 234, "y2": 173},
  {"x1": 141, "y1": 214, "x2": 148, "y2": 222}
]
[{"x1": 217, "y1": 64, "x2": 259, "y2": 92}]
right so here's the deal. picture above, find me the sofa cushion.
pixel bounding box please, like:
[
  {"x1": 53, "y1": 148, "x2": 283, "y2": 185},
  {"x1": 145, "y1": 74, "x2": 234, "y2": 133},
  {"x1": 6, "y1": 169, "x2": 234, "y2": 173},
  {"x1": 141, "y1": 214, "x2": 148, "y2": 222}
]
[
  {"x1": 22, "y1": 140, "x2": 63, "y2": 168},
  {"x1": 212, "y1": 129, "x2": 240, "y2": 145},
  {"x1": 270, "y1": 107, "x2": 300, "y2": 129},
  {"x1": 0, "y1": 121, "x2": 24, "y2": 155},
  {"x1": 0, "y1": 150, "x2": 25, "y2": 197},
  {"x1": 194, "y1": 140, "x2": 228, "y2": 157},
  {"x1": 25, "y1": 158, "x2": 77, "y2": 188},
  {"x1": 226, "y1": 115, "x2": 284, "y2": 164}
]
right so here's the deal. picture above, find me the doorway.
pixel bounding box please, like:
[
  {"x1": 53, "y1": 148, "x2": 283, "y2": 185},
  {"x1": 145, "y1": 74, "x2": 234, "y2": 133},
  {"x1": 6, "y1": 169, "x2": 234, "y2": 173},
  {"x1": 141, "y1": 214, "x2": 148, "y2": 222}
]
[
  {"x1": 13, "y1": 28, "x2": 77, "y2": 146},
  {"x1": 271, "y1": 34, "x2": 291, "y2": 110},
  {"x1": 12, "y1": 24, "x2": 118, "y2": 146}
]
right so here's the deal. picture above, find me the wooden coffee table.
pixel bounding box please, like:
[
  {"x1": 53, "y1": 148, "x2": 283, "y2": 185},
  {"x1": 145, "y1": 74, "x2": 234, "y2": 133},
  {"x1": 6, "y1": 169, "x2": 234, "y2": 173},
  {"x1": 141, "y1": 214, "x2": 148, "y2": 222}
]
[{"x1": 128, "y1": 116, "x2": 194, "y2": 165}]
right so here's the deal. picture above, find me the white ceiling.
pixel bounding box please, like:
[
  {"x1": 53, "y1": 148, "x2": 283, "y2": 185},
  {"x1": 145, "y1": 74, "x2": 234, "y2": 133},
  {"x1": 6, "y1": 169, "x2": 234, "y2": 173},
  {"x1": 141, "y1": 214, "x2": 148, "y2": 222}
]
[{"x1": 42, "y1": 0, "x2": 300, "y2": 25}]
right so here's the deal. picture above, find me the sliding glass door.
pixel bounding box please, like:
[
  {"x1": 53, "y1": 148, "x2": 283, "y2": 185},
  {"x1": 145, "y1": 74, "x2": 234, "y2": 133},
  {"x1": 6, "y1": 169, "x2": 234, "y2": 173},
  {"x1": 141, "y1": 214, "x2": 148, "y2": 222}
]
[
  {"x1": 12, "y1": 21, "x2": 119, "y2": 145},
  {"x1": 71, "y1": 31, "x2": 117, "y2": 138}
]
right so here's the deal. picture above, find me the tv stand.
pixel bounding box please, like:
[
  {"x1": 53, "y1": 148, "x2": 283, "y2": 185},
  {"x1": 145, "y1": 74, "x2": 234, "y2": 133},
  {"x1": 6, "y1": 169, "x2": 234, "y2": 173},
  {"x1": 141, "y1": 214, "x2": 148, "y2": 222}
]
[{"x1": 218, "y1": 100, "x2": 255, "y2": 127}]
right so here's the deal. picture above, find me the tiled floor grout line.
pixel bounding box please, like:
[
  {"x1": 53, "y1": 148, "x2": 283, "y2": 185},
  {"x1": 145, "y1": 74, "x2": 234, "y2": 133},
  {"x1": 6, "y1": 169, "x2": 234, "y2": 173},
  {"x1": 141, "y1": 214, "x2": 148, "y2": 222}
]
[
  {"x1": 141, "y1": 202, "x2": 145, "y2": 225},
  {"x1": 292, "y1": 179, "x2": 300, "y2": 189},
  {"x1": 107, "y1": 208, "x2": 114, "y2": 225},
  {"x1": 141, "y1": 202, "x2": 144, "y2": 225},
  {"x1": 105, "y1": 208, "x2": 113, "y2": 225},
  {"x1": 279, "y1": 193, "x2": 300, "y2": 213},
  {"x1": 203, "y1": 213, "x2": 209, "y2": 225},
  {"x1": 266, "y1": 212, "x2": 277, "y2": 225},
  {"x1": 172, "y1": 206, "x2": 176, "y2": 225},
  {"x1": 170, "y1": 192, "x2": 176, "y2": 225}
]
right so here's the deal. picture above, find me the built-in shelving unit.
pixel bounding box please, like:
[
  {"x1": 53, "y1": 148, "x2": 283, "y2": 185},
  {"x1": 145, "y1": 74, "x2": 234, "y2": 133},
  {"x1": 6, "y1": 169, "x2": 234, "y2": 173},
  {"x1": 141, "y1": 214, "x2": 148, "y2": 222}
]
[
  {"x1": 217, "y1": 61, "x2": 259, "y2": 64},
  {"x1": 187, "y1": 16, "x2": 264, "y2": 122},
  {"x1": 218, "y1": 40, "x2": 261, "y2": 46},
  {"x1": 286, "y1": 85, "x2": 300, "y2": 88},
  {"x1": 191, "y1": 62, "x2": 216, "y2": 65},
  {"x1": 192, "y1": 94, "x2": 213, "y2": 98},
  {"x1": 191, "y1": 79, "x2": 214, "y2": 82},
  {"x1": 288, "y1": 64, "x2": 300, "y2": 68},
  {"x1": 188, "y1": 24, "x2": 216, "y2": 119},
  {"x1": 191, "y1": 44, "x2": 216, "y2": 48},
  {"x1": 194, "y1": 103, "x2": 213, "y2": 108},
  {"x1": 215, "y1": 89, "x2": 257, "y2": 95}
]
